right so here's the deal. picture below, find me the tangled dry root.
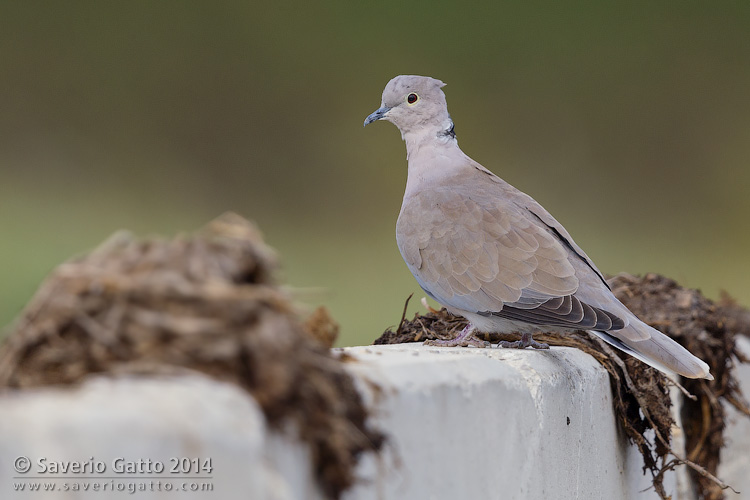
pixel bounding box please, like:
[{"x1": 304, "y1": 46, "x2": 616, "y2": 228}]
[{"x1": 0, "y1": 212, "x2": 383, "y2": 499}]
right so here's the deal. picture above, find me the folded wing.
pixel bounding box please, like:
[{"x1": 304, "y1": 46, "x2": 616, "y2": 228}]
[{"x1": 397, "y1": 185, "x2": 624, "y2": 330}]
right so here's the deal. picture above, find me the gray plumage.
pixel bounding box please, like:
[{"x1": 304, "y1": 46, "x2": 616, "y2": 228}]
[{"x1": 364, "y1": 75, "x2": 712, "y2": 380}]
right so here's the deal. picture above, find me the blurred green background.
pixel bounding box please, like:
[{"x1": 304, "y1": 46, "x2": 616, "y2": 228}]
[{"x1": 1, "y1": 2, "x2": 748, "y2": 346}]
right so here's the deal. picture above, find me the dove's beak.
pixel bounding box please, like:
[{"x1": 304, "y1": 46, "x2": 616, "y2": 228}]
[{"x1": 364, "y1": 106, "x2": 391, "y2": 127}]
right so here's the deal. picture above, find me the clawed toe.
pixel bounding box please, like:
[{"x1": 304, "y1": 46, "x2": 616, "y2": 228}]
[
  {"x1": 466, "y1": 337, "x2": 492, "y2": 348},
  {"x1": 496, "y1": 332, "x2": 549, "y2": 350},
  {"x1": 527, "y1": 339, "x2": 550, "y2": 349},
  {"x1": 425, "y1": 337, "x2": 490, "y2": 348},
  {"x1": 424, "y1": 338, "x2": 458, "y2": 347}
]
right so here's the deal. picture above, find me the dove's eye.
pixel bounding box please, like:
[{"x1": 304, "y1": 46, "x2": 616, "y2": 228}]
[{"x1": 407, "y1": 93, "x2": 419, "y2": 104}]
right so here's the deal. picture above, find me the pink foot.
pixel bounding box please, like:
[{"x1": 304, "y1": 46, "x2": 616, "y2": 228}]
[
  {"x1": 497, "y1": 331, "x2": 549, "y2": 350},
  {"x1": 424, "y1": 323, "x2": 490, "y2": 348}
]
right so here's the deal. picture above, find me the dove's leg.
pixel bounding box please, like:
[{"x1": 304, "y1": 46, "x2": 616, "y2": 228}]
[
  {"x1": 424, "y1": 323, "x2": 490, "y2": 348},
  {"x1": 497, "y1": 332, "x2": 550, "y2": 350}
]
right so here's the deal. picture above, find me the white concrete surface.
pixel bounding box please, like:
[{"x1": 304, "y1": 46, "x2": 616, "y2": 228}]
[
  {"x1": 720, "y1": 336, "x2": 750, "y2": 499},
  {"x1": 0, "y1": 375, "x2": 286, "y2": 500},
  {"x1": 1, "y1": 342, "x2": 747, "y2": 499},
  {"x1": 341, "y1": 344, "x2": 662, "y2": 500}
]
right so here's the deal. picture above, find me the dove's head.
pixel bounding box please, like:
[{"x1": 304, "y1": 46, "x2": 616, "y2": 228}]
[{"x1": 364, "y1": 75, "x2": 453, "y2": 138}]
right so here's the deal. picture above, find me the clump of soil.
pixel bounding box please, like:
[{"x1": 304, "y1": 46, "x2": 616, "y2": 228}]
[
  {"x1": 375, "y1": 273, "x2": 749, "y2": 500},
  {"x1": 0, "y1": 212, "x2": 383, "y2": 499}
]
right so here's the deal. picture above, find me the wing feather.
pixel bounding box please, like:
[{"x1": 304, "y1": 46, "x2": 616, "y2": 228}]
[{"x1": 396, "y1": 181, "x2": 625, "y2": 332}]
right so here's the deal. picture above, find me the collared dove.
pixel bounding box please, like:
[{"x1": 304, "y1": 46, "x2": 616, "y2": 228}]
[{"x1": 364, "y1": 75, "x2": 712, "y2": 380}]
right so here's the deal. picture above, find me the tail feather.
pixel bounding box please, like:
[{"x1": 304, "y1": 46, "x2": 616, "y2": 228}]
[{"x1": 590, "y1": 321, "x2": 712, "y2": 380}]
